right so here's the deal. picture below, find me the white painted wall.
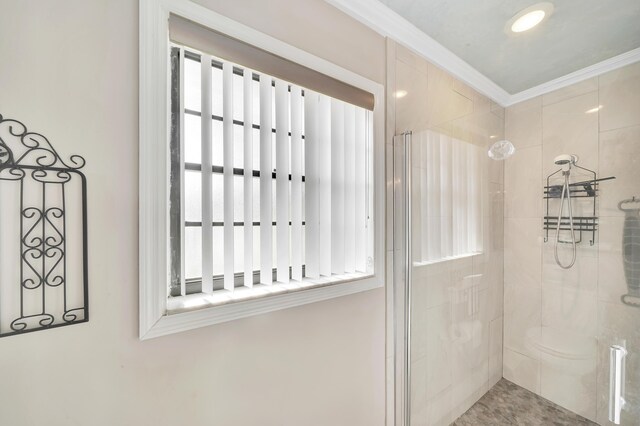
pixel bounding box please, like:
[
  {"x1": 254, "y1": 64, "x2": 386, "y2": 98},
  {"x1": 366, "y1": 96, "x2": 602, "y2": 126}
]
[{"x1": 0, "y1": 1, "x2": 387, "y2": 425}]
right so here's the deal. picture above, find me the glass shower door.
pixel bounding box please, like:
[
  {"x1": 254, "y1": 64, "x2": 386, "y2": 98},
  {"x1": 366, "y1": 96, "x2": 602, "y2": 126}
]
[{"x1": 391, "y1": 41, "x2": 505, "y2": 426}]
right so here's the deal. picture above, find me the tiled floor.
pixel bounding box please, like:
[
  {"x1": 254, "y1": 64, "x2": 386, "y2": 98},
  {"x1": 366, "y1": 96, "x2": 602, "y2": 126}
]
[{"x1": 452, "y1": 379, "x2": 598, "y2": 425}]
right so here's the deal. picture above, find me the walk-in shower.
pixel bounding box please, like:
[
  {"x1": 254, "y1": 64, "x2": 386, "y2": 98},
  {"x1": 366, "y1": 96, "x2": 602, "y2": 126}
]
[{"x1": 391, "y1": 43, "x2": 640, "y2": 425}]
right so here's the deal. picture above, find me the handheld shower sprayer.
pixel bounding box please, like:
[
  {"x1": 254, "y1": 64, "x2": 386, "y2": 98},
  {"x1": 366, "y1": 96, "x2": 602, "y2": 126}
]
[
  {"x1": 554, "y1": 154, "x2": 578, "y2": 172},
  {"x1": 553, "y1": 154, "x2": 579, "y2": 269}
]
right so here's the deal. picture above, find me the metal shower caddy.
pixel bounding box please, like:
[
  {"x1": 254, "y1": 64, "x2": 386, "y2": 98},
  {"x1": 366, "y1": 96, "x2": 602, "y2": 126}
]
[{"x1": 543, "y1": 163, "x2": 614, "y2": 246}]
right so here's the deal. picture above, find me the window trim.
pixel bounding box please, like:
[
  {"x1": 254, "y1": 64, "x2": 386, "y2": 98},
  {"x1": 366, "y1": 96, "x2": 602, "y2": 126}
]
[{"x1": 139, "y1": 0, "x2": 385, "y2": 340}]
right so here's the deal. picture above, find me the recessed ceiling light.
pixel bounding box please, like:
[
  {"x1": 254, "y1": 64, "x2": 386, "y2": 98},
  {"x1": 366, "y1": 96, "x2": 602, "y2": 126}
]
[
  {"x1": 506, "y1": 3, "x2": 554, "y2": 34},
  {"x1": 394, "y1": 90, "x2": 408, "y2": 98},
  {"x1": 512, "y1": 10, "x2": 545, "y2": 32}
]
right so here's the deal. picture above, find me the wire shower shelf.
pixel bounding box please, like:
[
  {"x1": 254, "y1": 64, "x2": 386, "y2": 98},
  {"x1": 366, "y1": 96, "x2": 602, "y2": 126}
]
[{"x1": 543, "y1": 164, "x2": 614, "y2": 246}]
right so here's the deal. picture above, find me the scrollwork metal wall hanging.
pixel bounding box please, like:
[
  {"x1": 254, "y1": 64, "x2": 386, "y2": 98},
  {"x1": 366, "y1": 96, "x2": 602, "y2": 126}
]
[{"x1": 0, "y1": 114, "x2": 88, "y2": 337}]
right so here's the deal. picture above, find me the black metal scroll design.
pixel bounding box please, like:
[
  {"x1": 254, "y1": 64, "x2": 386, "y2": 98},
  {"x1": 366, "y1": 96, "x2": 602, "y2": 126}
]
[
  {"x1": 0, "y1": 114, "x2": 85, "y2": 169},
  {"x1": 0, "y1": 114, "x2": 88, "y2": 337}
]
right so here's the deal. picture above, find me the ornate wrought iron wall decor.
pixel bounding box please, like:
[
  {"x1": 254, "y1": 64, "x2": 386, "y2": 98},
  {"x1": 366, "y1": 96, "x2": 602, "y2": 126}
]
[{"x1": 0, "y1": 114, "x2": 88, "y2": 337}]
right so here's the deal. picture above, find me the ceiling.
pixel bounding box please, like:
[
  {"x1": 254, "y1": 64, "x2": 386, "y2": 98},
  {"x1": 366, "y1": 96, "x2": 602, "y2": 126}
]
[{"x1": 376, "y1": 0, "x2": 640, "y2": 94}]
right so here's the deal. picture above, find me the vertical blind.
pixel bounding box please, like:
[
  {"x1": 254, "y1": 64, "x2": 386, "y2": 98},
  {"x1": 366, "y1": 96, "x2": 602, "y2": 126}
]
[
  {"x1": 413, "y1": 129, "x2": 483, "y2": 263},
  {"x1": 170, "y1": 46, "x2": 373, "y2": 296}
]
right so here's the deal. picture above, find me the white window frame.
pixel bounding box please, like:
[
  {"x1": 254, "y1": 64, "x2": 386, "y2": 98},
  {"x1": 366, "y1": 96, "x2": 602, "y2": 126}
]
[{"x1": 139, "y1": 0, "x2": 385, "y2": 339}]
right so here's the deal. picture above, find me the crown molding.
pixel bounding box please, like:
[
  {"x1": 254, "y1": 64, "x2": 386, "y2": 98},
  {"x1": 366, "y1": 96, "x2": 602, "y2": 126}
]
[
  {"x1": 327, "y1": 0, "x2": 640, "y2": 108},
  {"x1": 505, "y1": 47, "x2": 640, "y2": 106},
  {"x1": 325, "y1": 0, "x2": 512, "y2": 106}
]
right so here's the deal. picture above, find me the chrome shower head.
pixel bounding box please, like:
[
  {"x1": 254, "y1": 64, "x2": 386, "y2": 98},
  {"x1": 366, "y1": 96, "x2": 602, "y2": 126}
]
[{"x1": 554, "y1": 154, "x2": 578, "y2": 172}]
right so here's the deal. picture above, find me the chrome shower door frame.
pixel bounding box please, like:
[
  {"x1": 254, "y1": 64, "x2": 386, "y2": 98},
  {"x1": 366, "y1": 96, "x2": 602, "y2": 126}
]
[{"x1": 392, "y1": 131, "x2": 412, "y2": 426}]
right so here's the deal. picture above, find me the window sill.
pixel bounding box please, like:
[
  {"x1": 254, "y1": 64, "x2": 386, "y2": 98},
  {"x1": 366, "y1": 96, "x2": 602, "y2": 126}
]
[
  {"x1": 167, "y1": 272, "x2": 372, "y2": 313},
  {"x1": 141, "y1": 273, "x2": 381, "y2": 340},
  {"x1": 412, "y1": 251, "x2": 482, "y2": 268}
]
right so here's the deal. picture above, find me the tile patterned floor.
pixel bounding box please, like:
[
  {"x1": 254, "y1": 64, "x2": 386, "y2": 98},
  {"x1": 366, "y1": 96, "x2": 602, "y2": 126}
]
[{"x1": 452, "y1": 379, "x2": 598, "y2": 425}]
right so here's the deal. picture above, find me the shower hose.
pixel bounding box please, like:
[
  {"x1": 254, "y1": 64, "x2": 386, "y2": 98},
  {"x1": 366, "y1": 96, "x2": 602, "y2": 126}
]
[{"x1": 555, "y1": 172, "x2": 577, "y2": 269}]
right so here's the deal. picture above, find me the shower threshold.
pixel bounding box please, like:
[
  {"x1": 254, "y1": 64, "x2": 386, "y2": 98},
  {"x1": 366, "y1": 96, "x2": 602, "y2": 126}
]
[{"x1": 452, "y1": 379, "x2": 597, "y2": 425}]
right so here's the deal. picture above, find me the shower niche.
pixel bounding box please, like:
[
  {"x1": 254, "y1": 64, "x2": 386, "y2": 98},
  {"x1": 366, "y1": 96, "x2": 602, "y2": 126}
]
[{"x1": 542, "y1": 161, "x2": 615, "y2": 247}]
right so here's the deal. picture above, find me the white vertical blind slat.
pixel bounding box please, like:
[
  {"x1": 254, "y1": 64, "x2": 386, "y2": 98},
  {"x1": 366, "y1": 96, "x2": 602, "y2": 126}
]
[
  {"x1": 200, "y1": 55, "x2": 214, "y2": 294},
  {"x1": 457, "y1": 139, "x2": 468, "y2": 255},
  {"x1": 354, "y1": 107, "x2": 366, "y2": 272},
  {"x1": 318, "y1": 94, "x2": 332, "y2": 276},
  {"x1": 275, "y1": 80, "x2": 290, "y2": 283},
  {"x1": 411, "y1": 132, "x2": 422, "y2": 263},
  {"x1": 222, "y1": 62, "x2": 235, "y2": 291},
  {"x1": 467, "y1": 144, "x2": 474, "y2": 254},
  {"x1": 425, "y1": 130, "x2": 440, "y2": 261},
  {"x1": 259, "y1": 75, "x2": 273, "y2": 285},
  {"x1": 243, "y1": 68, "x2": 253, "y2": 288},
  {"x1": 420, "y1": 131, "x2": 429, "y2": 262},
  {"x1": 451, "y1": 139, "x2": 459, "y2": 256},
  {"x1": 365, "y1": 111, "x2": 374, "y2": 274},
  {"x1": 468, "y1": 145, "x2": 481, "y2": 253},
  {"x1": 290, "y1": 86, "x2": 303, "y2": 281},
  {"x1": 440, "y1": 134, "x2": 452, "y2": 258},
  {"x1": 331, "y1": 99, "x2": 345, "y2": 274},
  {"x1": 304, "y1": 91, "x2": 319, "y2": 278},
  {"x1": 343, "y1": 104, "x2": 356, "y2": 273}
]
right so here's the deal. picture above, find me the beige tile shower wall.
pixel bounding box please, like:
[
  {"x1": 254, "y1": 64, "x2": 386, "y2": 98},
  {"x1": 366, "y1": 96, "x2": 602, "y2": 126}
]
[
  {"x1": 390, "y1": 42, "x2": 505, "y2": 426},
  {"x1": 504, "y1": 61, "x2": 640, "y2": 425}
]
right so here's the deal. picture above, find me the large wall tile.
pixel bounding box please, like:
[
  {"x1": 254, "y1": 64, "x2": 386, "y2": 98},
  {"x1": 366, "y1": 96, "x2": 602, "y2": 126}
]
[
  {"x1": 600, "y1": 62, "x2": 640, "y2": 132},
  {"x1": 395, "y1": 59, "x2": 429, "y2": 133},
  {"x1": 410, "y1": 356, "x2": 429, "y2": 426},
  {"x1": 421, "y1": 261, "x2": 453, "y2": 309},
  {"x1": 505, "y1": 96, "x2": 542, "y2": 149},
  {"x1": 489, "y1": 316, "x2": 503, "y2": 386},
  {"x1": 598, "y1": 216, "x2": 630, "y2": 304},
  {"x1": 599, "y1": 125, "x2": 640, "y2": 217},
  {"x1": 504, "y1": 283, "x2": 541, "y2": 358},
  {"x1": 426, "y1": 63, "x2": 474, "y2": 130},
  {"x1": 396, "y1": 43, "x2": 429, "y2": 76},
  {"x1": 598, "y1": 300, "x2": 640, "y2": 351},
  {"x1": 411, "y1": 273, "x2": 430, "y2": 361},
  {"x1": 425, "y1": 387, "x2": 453, "y2": 426},
  {"x1": 505, "y1": 218, "x2": 542, "y2": 288},
  {"x1": 505, "y1": 146, "x2": 542, "y2": 218},
  {"x1": 542, "y1": 242, "x2": 598, "y2": 292},
  {"x1": 542, "y1": 91, "x2": 600, "y2": 177},
  {"x1": 540, "y1": 347, "x2": 597, "y2": 421},
  {"x1": 541, "y1": 284, "x2": 597, "y2": 338},
  {"x1": 425, "y1": 303, "x2": 453, "y2": 399},
  {"x1": 474, "y1": 252, "x2": 504, "y2": 321},
  {"x1": 503, "y1": 348, "x2": 540, "y2": 394},
  {"x1": 488, "y1": 182, "x2": 505, "y2": 251},
  {"x1": 542, "y1": 77, "x2": 598, "y2": 107},
  {"x1": 488, "y1": 152, "x2": 504, "y2": 185}
]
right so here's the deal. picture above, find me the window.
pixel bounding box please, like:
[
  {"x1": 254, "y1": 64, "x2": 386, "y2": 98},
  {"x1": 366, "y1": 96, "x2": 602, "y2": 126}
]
[
  {"x1": 139, "y1": 0, "x2": 384, "y2": 339},
  {"x1": 168, "y1": 45, "x2": 373, "y2": 302}
]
